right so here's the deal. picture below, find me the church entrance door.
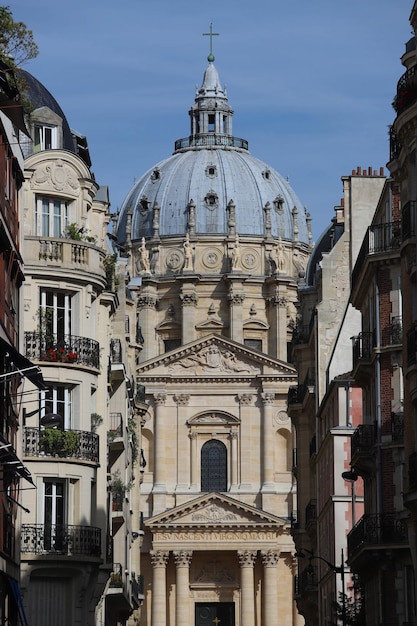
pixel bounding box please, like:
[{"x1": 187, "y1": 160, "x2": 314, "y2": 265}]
[{"x1": 195, "y1": 602, "x2": 235, "y2": 626}]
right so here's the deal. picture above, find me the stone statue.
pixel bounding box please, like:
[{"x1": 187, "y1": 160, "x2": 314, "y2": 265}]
[
  {"x1": 231, "y1": 234, "x2": 241, "y2": 271},
  {"x1": 139, "y1": 237, "x2": 151, "y2": 274},
  {"x1": 183, "y1": 232, "x2": 193, "y2": 271}
]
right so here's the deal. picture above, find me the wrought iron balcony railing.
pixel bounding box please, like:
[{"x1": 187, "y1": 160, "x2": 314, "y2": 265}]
[
  {"x1": 294, "y1": 565, "x2": 318, "y2": 597},
  {"x1": 21, "y1": 524, "x2": 101, "y2": 557},
  {"x1": 24, "y1": 331, "x2": 100, "y2": 369},
  {"x1": 408, "y1": 452, "x2": 417, "y2": 491},
  {"x1": 352, "y1": 221, "x2": 401, "y2": 289},
  {"x1": 23, "y1": 427, "x2": 99, "y2": 462},
  {"x1": 305, "y1": 499, "x2": 317, "y2": 527},
  {"x1": 109, "y1": 413, "x2": 123, "y2": 437},
  {"x1": 393, "y1": 65, "x2": 417, "y2": 115},
  {"x1": 389, "y1": 126, "x2": 402, "y2": 161},
  {"x1": 352, "y1": 332, "x2": 375, "y2": 369},
  {"x1": 347, "y1": 513, "x2": 408, "y2": 556},
  {"x1": 391, "y1": 412, "x2": 404, "y2": 443},
  {"x1": 351, "y1": 424, "x2": 376, "y2": 457},
  {"x1": 174, "y1": 134, "x2": 248, "y2": 151}
]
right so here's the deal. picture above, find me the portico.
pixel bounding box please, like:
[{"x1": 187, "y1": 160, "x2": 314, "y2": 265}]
[{"x1": 144, "y1": 493, "x2": 294, "y2": 626}]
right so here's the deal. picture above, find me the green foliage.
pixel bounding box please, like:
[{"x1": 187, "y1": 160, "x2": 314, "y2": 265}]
[
  {"x1": 40, "y1": 428, "x2": 80, "y2": 457},
  {"x1": 103, "y1": 253, "x2": 118, "y2": 289},
  {"x1": 91, "y1": 413, "x2": 103, "y2": 433},
  {"x1": 0, "y1": 7, "x2": 38, "y2": 66},
  {"x1": 334, "y1": 590, "x2": 365, "y2": 626},
  {"x1": 128, "y1": 414, "x2": 138, "y2": 466},
  {"x1": 110, "y1": 470, "x2": 132, "y2": 505}
]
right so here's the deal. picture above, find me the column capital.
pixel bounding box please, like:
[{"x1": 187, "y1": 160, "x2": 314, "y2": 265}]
[
  {"x1": 227, "y1": 292, "x2": 245, "y2": 305},
  {"x1": 261, "y1": 392, "x2": 275, "y2": 405},
  {"x1": 173, "y1": 550, "x2": 193, "y2": 567},
  {"x1": 261, "y1": 550, "x2": 280, "y2": 567},
  {"x1": 150, "y1": 550, "x2": 169, "y2": 567},
  {"x1": 174, "y1": 394, "x2": 190, "y2": 406},
  {"x1": 180, "y1": 292, "x2": 198, "y2": 306},
  {"x1": 237, "y1": 550, "x2": 257, "y2": 567},
  {"x1": 138, "y1": 295, "x2": 158, "y2": 309},
  {"x1": 237, "y1": 393, "x2": 253, "y2": 406},
  {"x1": 154, "y1": 393, "x2": 167, "y2": 406}
]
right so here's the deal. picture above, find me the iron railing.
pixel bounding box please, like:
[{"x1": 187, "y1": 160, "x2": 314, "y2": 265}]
[
  {"x1": 391, "y1": 412, "x2": 404, "y2": 443},
  {"x1": 23, "y1": 427, "x2": 99, "y2": 462},
  {"x1": 347, "y1": 513, "x2": 408, "y2": 556},
  {"x1": 174, "y1": 134, "x2": 248, "y2": 151},
  {"x1": 393, "y1": 65, "x2": 417, "y2": 115},
  {"x1": 21, "y1": 524, "x2": 101, "y2": 556},
  {"x1": 407, "y1": 324, "x2": 417, "y2": 367},
  {"x1": 352, "y1": 332, "x2": 374, "y2": 367},
  {"x1": 110, "y1": 338, "x2": 122, "y2": 364},
  {"x1": 351, "y1": 424, "x2": 376, "y2": 457},
  {"x1": 109, "y1": 413, "x2": 123, "y2": 437},
  {"x1": 408, "y1": 452, "x2": 417, "y2": 491},
  {"x1": 24, "y1": 331, "x2": 100, "y2": 369}
]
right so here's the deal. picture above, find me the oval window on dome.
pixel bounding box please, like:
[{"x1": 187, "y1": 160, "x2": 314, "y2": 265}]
[
  {"x1": 205, "y1": 192, "x2": 218, "y2": 209},
  {"x1": 206, "y1": 164, "x2": 217, "y2": 178}
]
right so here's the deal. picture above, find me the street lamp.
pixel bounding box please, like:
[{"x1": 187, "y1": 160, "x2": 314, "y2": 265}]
[
  {"x1": 296, "y1": 548, "x2": 346, "y2": 626},
  {"x1": 342, "y1": 468, "x2": 359, "y2": 526}
]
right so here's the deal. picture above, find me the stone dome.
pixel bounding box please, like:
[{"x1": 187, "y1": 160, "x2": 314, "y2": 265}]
[{"x1": 116, "y1": 58, "x2": 311, "y2": 246}]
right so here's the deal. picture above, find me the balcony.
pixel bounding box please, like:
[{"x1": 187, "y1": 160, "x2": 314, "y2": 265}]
[
  {"x1": 24, "y1": 331, "x2": 100, "y2": 369},
  {"x1": 287, "y1": 369, "x2": 315, "y2": 407},
  {"x1": 21, "y1": 523, "x2": 101, "y2": 557},
  {"x1": 347, "y1": 513, "x2": 408, "y2": 560},
  {"x1": 305, "y1": 499, "x2": 317, "y2": 534},
  {"x1": 352, "y1": 332, "x2": 375, "y2": 380},
  {"x1": 391, "y1": 411, "x2": 404, "y2": 444},
  {"x1": 350, "y1": 424, "x2": 376, "y2": 475},
  {"x1": 174, "y1": 134, "x2": 248, "y2": 152},
  {"x1": 294, "y1": 564, "x2": 318, "y2": 597},
  {"x1": 404, "y1": 452, "x2": 417, "y2": 513},
  {"x1": 389, "y1": 126, "x2": 402, "y2": 161},
  {"x1": 393, "y1": 65, "x2": 417, "y2": 116},
  {"x1": 23, "y1": 427, "x2": 99, "y2": 463},
  {"x1": 352, "y1": 221, "x2": 401, "y2": 289}
]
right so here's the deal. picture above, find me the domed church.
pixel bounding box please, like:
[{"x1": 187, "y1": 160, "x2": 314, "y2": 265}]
[{"x1": 115, "y1": 33, "x2": 311, "y2": 626}]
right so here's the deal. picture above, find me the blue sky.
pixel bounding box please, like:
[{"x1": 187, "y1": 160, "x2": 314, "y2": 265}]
[{"x1": 11, "y1": 0, "x2": 410, "y2": 239}]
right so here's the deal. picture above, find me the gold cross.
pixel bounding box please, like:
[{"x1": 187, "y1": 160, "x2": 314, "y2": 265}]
[
  {"x1": 212, "y1": 618, "x2": 221, "y2": 626},
  {"x1": 203, "y1": 22, "x2": 219, "y2": 57}
]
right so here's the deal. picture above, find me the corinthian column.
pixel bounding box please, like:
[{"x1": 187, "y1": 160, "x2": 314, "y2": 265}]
[
  {"x1": 150, "y1": 550, "x2": 169, "y2": 626},
  {"x1": 238, "y1": 550, "x2": 257, "y2": 626},
  {"x1": 173, "y1": 550, "x2": 192, "y2": 625},
  {"x1": 137, "y1": 292, "x2": 158, "y2": 361},
  {"x1": 261, "y1": 550, "x2": 280, "y2": 625},
  {"x1": 261, "y1": 392, "x2": 275, "y2": 489}
]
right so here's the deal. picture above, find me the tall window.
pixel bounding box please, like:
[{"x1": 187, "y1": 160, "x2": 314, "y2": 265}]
[
  {"x1": 41, "y1": 385, "x2": 73, "y2": 430},
  {"x1": 40, "y1": 289, "x2": 72, "y2": 339},
  {"x1": 201, "y1": 439, "x2": 227, "y2": 492},
  {"x1": 34, "y1": 124, "x2": 57, "y2": 151},
  {"x1": 36, "y1": 196, "x2": 69, "y2": 237},
  {"x1": 43, "y1": 479, "x2": 65, "y2": 551}
]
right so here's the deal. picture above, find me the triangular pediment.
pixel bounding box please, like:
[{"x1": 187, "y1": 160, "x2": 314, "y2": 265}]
[
  {"x1": 137, "y1": 333, "x2": 296, "y2": 379},
  {"x1": 146, "y1": 492, "x2": 289, "y2": 531}
]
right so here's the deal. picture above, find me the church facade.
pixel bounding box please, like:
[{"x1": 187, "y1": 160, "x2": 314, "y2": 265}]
[{"x1": 115, "y1": 41, "x2": 312, "y2": 626}]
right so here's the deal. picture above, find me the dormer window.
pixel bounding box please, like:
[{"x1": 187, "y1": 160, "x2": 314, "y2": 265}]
[
  {"x1": 205, "y1": 191, "x2": 218, "y2": 209},
  {"x1": 206, "y1": 165, "x2": 217, "y2": 178},
  {"x1": 34, "y1": 124, "x2": 58, "y2": 152}
]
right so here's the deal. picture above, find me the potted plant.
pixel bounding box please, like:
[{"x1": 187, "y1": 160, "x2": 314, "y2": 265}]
[
  {"x1": 39, "y1": 428, "x2": 80, "y2": 457},
  {"x1": 110, "y1": 470, "x2": 131, "y2": 511}
]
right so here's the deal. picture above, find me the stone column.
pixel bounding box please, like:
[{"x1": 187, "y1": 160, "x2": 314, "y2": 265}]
[
  {"x1": 230, "y1": 430, "x2": 238, "y2": 489},
  {"x1": 180, "y1": 291, "x2": 198, "y2": 344},
  {"x1": 261, "y1": 392, "x2": 275, "y2": 490},
  {"x1": 150, "y1": 550, "x2": 169, "y2": 626},
  {"x1": 227, "y1": 289, "x2": 245, "y2": 344},
  {"x1": 261, "y1": 550, "x2": 280, "y2": 625},
  {"x1": 137, "y1": 293, "x2": 158, "y2": 361},
  {"x1": 238, "y1": 550, "x2": 257, "y2": 626},
  {"x1": 189, "y1": 431, "x2": 198, "y2": 490},
  {"x1": 238, "y1": 394, "x2": 253, "y2": 490},
  {"x1": 173, "y1": 550, "x2": 193, "y2": 626},
  {"x1": 153, "y1": 392, "x2": 167, "y2": 492}
]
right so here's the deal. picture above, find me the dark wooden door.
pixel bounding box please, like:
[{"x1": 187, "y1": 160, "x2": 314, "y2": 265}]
[{"x1": 195, "y1": 602, "x2": 235, "y2": 626}]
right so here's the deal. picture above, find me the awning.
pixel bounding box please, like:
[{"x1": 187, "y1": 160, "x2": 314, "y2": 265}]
[
  {"x1": 0, "y1": 434, "x2": 34, "y2": 485},
  {"x1": 0, "y1": 337, "x2": 46, "y2": 390},
  {"x1": 8, "y1": 577, "x2": 30, "y2": 626}
]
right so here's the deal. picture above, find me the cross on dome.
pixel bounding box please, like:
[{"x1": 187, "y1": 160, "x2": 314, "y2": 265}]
[{"x1": 203, "y1": 22, "x2": 219, "y2": 62}]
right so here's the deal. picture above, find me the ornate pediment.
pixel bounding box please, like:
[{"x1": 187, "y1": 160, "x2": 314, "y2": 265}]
[
  {"x1": 137, "y1": 333, "x2": 296, "y2": 379},
  {"x1": 146, "y1": 492, "x2": 288, "y2": 531}
]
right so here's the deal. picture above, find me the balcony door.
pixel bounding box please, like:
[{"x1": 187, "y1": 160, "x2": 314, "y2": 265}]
[
  {"x1": 43, "y1": 479, "x2": 66, "y2": 552},
  {"x1": 40, "y1": 289, "x2": 72, "y2": 340}
]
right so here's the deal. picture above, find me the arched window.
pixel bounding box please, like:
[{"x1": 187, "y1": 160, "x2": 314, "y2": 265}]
[{"x1": 201, "y1": 440, "x2": 227, "y2": 492}]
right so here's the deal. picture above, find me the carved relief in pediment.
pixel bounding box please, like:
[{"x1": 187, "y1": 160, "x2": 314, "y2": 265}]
[
  {"x1": 30, "y1": 159, "x2": 80, "y2": 195},
  {"x1": 168, "y1": 344, "x2": 258, "y2": 375}
]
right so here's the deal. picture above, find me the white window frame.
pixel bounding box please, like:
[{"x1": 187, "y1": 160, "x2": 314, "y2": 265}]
[
  {"x1": 40, "y1": 289, "x2": 72, "y2": 337},
  {"x1": 40, "y1": 385, "x2": 73, "y2": 430},
  {"x1": 34, "y1": 123, "x2": 58, "y2": 151},
  {"x1": 35, "y1": 195, "x2": 69, "y2": 238}
]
